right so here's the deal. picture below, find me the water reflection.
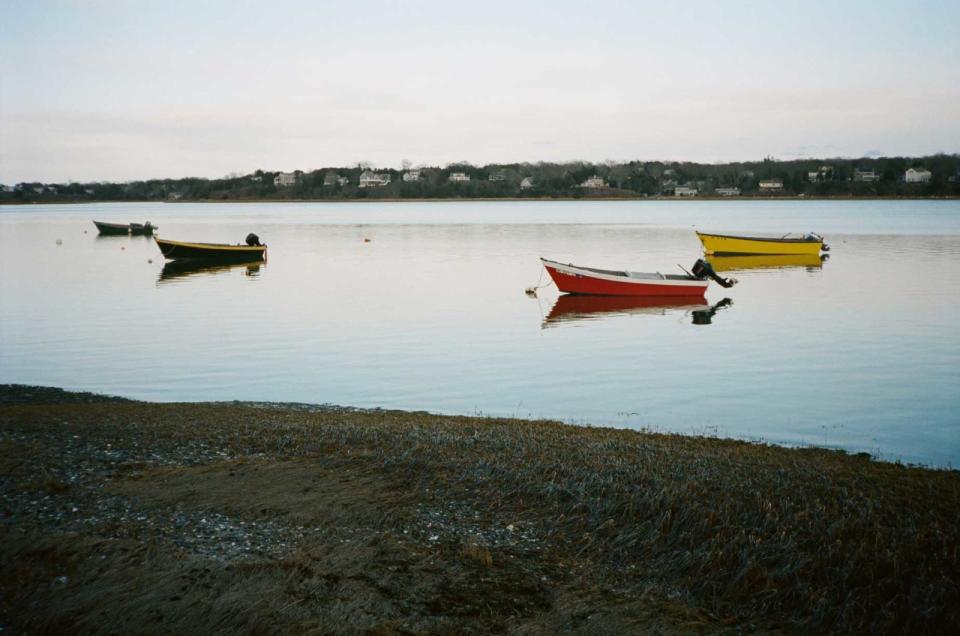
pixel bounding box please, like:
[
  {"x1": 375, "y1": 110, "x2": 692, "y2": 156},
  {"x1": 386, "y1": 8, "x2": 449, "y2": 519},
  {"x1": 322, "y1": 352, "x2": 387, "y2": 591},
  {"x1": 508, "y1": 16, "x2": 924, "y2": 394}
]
[
  {"x1": 95, "y1": 233, "x2": 156, "y2": 241},
  {"x1": 706, "y1": 253, "x2": 828, "y2": 272},
  {"x1": 691, "y1": 298, "x2": 733, "y2": 325},
  {"x1": 543, "y1": 294, "x2": 711, "y2": 328},
  {"x1": 158, "y1": 259, "x2": 263, "y2": 284}
]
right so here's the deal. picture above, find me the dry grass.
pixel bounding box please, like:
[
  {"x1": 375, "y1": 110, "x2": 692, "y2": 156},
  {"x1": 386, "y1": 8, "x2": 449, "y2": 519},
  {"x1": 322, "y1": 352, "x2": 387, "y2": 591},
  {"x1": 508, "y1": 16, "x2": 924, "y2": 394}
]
[{"x1": 2, "y1": 387, "x2": 958, "y2": 633}]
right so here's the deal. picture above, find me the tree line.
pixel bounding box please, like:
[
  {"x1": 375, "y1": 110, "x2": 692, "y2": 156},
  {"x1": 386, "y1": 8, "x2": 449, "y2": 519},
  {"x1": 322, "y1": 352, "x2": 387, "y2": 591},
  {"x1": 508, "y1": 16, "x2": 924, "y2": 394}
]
[{"x1": 3, "y1": 154, "x2": 959, "y2": 203}]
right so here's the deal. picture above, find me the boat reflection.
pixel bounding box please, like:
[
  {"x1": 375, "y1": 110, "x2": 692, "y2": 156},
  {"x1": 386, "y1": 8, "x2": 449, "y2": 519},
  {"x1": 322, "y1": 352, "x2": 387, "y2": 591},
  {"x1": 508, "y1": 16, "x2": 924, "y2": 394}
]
[
  {"x1": 691, "y1": 298, "x2": 733, "y2": 325},
  {"x1": 158, "y1": 259, "x2": 264, "y2": 284},
  {"x1": 706, "y1": 253, "x2": 828, "y2": 272},
  {"x1": 543, "y1": 294, "x2": 730, "y2": 328}
]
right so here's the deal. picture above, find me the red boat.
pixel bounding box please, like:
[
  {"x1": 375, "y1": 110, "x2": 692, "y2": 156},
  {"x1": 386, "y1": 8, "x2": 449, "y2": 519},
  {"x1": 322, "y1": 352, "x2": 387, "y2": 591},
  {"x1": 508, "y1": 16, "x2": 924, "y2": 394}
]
[{"x1": 541, "y1": 257, "x2": 734, "y2": 296}]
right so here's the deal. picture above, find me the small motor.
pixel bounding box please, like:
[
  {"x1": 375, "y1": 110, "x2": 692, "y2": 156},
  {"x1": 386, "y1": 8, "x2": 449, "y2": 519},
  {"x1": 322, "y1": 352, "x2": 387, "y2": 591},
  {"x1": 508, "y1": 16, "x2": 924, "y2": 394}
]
[
  {"x1": 246, "y1": 233, "x2": 262, "y2": 246},
  {"x1": 692, "y1": 258, "x2": 737, "y2": 288}
]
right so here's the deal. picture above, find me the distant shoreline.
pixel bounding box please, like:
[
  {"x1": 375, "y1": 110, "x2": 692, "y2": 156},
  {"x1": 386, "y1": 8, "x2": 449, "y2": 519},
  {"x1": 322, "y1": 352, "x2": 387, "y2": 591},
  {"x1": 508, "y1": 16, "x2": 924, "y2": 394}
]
[{"x1": 2, "y1": 195, "x2": 959, "y2": 205}]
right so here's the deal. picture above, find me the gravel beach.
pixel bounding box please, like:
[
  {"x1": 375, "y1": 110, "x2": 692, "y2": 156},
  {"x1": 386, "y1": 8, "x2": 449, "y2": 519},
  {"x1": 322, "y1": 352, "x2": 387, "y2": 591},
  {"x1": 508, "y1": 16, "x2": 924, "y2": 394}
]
[{"x1": 2, "y1": 385, "x2": 958, "y2": 634}]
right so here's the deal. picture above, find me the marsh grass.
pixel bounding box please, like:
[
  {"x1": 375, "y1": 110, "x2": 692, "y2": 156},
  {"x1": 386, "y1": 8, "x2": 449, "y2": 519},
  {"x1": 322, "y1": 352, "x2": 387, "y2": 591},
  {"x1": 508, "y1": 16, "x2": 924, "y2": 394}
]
[{"x1": 2, "y1": 390, "x2": 958, "y2": 633}]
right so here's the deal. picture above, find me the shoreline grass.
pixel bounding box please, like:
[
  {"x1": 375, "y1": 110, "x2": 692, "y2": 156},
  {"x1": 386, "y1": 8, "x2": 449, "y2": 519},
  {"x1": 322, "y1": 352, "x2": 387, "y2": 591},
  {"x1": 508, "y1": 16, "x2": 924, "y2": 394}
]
[{"x1": 2, "y1": 385, "x2": 958, "y2": 633}]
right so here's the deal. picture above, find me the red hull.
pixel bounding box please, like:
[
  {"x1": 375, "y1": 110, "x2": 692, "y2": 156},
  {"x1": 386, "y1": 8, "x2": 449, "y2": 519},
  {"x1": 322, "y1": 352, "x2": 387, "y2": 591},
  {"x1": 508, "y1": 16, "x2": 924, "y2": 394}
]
[{"x1": 543, "y1": 263, "x2": 708, "y2": 297}]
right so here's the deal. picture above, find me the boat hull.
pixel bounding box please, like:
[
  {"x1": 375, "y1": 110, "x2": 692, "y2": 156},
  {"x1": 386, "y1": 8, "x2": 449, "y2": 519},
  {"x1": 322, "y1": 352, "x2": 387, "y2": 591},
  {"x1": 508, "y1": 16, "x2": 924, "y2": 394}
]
[
  {"x1": 542, "y1": 258, "x2": 708, "y2": 296},
  {"x1": 155, "y1": 238, "x2": 266, "y2": 262},
  {"x1": 93, "y1": 221, "x2": 130, "y2": 235},
  {"x1": 697, "y1": 231, "x2": 824, "y2": 255}
]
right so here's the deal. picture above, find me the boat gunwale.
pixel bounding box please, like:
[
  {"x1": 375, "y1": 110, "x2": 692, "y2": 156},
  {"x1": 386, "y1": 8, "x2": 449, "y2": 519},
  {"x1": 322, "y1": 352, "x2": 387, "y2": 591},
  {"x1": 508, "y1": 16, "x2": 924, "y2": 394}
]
[{"x1": 540, "y1": 258, "x2": 704, "y2": 286}]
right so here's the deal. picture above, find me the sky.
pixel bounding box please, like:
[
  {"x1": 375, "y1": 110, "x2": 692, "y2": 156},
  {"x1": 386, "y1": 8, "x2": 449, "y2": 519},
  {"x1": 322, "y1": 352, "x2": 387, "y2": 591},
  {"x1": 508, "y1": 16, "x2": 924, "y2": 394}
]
[{"x1": 1, "y1": 0, "x2": 958, "y2": 183}]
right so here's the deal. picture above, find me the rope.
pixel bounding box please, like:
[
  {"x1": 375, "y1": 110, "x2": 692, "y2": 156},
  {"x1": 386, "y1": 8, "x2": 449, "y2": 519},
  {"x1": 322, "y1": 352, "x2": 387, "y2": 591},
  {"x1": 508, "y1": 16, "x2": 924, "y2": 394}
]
[{"x1": 525, "y1": 266, "x2": 553, "y2": 296}]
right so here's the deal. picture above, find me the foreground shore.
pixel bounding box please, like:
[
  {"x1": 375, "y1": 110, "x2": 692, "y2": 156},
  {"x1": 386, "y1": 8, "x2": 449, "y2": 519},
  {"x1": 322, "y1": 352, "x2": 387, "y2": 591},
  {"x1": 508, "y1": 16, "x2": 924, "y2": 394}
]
[{"x1": 2, "y1": 386, "x2": 958, "y2": 633}]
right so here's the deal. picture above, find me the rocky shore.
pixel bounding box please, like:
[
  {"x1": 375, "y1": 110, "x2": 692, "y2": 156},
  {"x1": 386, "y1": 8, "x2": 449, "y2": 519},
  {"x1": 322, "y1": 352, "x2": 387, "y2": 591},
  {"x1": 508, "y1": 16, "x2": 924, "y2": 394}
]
[{"x1": 2, "y1": 385, "x2": 958, "y2": 633}]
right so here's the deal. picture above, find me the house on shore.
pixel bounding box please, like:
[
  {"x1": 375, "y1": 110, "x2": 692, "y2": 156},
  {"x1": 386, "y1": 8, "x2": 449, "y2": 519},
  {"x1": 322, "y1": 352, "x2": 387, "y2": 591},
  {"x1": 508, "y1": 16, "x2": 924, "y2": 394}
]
[
  {"x1": 274, "y1": 172, "x2": 297, "y2": 187},
  {"x1": 853, "y1": 169, "x2": 881, "y2": 182},
  {"x1": 488, "y1": 170, "x2": 506, "y2": 182},
  {"x1": 520, "y1": 177, "x2": 534, "y2": 190},
  {"x1": 905, "y1": 168, "x2": 932, "y2": 183},
  {"x1": 580, "y1": 176, "x2": 607, "y2": 189},
  {"x1": 759, "y1": 179, "x2": 784, "y2": 192},
  {"x1": 448, "y1": 172, "x2": 471, "y2": 183},
  {"x1": 674, "y1": 186, "x2": 698, "y2": 197},
  {"x1": 324, "y1": 173, "x2": 349, "y2": 187},
  {"x1": 808, "y1": 166, "x2": 833, "y2": 182},
  {"x1": 402, "y1": 170, "x2": 421, "y2": 182},
  {"x1": 715, "y1": 187, "x2": 740, "y2": 196},
  {"x1": 359, "y1": 171, "x2": 391, "y2": 188}
]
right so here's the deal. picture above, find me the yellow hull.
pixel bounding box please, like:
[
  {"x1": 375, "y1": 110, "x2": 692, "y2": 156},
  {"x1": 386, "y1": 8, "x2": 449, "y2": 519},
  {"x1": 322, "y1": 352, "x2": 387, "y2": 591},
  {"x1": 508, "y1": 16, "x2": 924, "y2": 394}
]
[
  {"x1": 706, "y1": 253, "x2": 825, "y2": 272},
  {"x1": 697, "y1": 232, "x2": 824, "y2": 256}
]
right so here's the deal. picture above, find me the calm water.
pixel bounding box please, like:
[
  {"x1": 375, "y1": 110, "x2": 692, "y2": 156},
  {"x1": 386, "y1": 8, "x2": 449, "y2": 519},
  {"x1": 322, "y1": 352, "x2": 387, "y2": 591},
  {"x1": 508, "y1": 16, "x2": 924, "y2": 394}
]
[{"x1": 2, "y1": 201, "x2": 959, "y2": 466}]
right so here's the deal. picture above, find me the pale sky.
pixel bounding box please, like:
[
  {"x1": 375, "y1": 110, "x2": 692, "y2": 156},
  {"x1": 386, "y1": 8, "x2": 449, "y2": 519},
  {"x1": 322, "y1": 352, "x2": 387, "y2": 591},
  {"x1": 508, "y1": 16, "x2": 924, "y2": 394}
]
[{"x1": 1, "y1": 0, "x2": 958, "y2": 183}]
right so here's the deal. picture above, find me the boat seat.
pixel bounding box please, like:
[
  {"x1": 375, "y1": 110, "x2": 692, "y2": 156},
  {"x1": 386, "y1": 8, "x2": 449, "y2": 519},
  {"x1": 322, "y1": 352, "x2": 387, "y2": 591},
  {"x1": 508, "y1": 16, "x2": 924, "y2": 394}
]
[{"x1": 624, "y1": 271, "x2": 662, "y2": 280}]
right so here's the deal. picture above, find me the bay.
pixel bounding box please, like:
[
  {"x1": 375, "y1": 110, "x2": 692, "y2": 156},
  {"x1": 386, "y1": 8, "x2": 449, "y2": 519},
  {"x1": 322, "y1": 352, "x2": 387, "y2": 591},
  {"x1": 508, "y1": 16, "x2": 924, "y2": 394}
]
[{"x1": 1, "y1": 200, "x2": 958, "y2": 466}]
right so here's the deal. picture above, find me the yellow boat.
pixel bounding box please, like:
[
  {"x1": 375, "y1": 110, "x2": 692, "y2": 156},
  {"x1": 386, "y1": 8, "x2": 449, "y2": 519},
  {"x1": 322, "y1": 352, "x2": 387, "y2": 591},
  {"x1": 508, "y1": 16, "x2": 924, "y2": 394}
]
[
  {"x1": 706, "y1": 253, "x2": 827, "y2": 272},
  {"x1": 696, "y1": 231, "x2": 828, "y2": 256}
]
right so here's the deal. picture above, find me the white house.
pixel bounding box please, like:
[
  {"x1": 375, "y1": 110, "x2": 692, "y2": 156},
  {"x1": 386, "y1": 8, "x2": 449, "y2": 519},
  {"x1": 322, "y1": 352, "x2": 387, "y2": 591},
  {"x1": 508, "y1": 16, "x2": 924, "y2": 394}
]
[
  {"x1": 448, "y1": 172, "x2": 471, "y2": 183},
  {"x1": 274, "y1": 172, "x2": 297, "y2": 187},
  {"x1": 759, "y1": 179, "x2": 784, "y2": 191},
  {"x1": 520, "y1": 177, "x2": 534, "y2": 190},
  {"x1": 674, "y1": 186, "x2": 698, "y2": 197},
  {"x1": 402, "y1": 170, "x2": 421, "y2": 182},
  {"x1": 580, "y1": 175, "x2": 607, "y2": 189},
  {"x1": 715, "y1": 187, "x2": 740, "y2": 196},
  {"x1": 359, "y1": 171, "x2": 391, "y2": 187},
  {"x1": 905, "y1": 168, "x2": 932, "y2": 183},
  {"x1": 853, "y1": 169, "x2": 881, "y2": 182}
]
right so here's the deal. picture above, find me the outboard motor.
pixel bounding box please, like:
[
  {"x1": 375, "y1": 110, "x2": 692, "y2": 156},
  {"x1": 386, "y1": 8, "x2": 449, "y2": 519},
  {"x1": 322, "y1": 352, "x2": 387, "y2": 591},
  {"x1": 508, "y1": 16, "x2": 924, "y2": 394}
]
[
  {"x1": 245, "y1": 233, "x2": 262, "y2": 246},
  {"x1": 806, "y1": 232, "x2": 829, "y2": 251},
  {"x1": 692, "y1": 258, "x2": 737, "y2": 288}
]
